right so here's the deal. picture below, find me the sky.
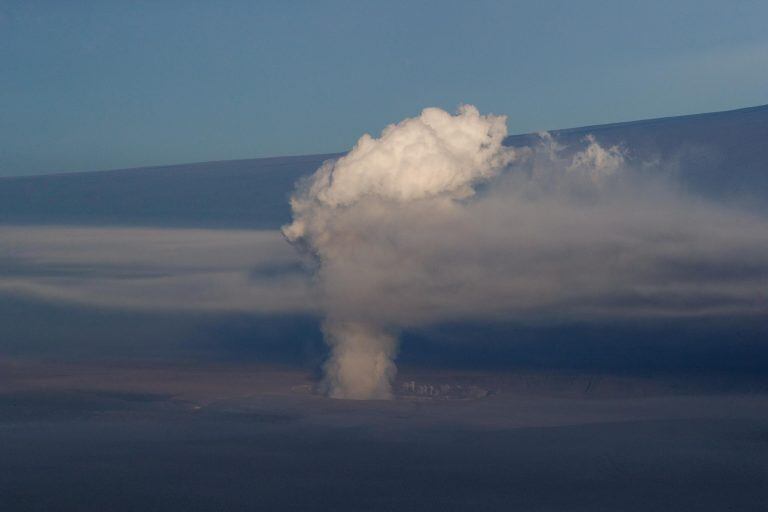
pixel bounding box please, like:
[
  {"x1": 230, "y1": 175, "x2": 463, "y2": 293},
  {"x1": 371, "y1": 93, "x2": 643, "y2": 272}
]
[{"x1": 1, "y1": 0, "x2": 767, "y2": 177}]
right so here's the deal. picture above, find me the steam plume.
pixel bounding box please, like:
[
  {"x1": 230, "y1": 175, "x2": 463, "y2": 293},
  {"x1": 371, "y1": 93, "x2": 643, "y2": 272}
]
[
  {"x1": 283, "y1": 106, "x2": 516, "y2": 398},
  {"x1": 284, "y1": 105, "x2": 768, "y2": 399}
]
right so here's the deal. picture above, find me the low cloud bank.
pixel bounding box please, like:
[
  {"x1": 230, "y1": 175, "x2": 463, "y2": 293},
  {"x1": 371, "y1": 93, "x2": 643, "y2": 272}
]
[{"x1": 0, "y1": 226, "x2": 314, "y2": 314}]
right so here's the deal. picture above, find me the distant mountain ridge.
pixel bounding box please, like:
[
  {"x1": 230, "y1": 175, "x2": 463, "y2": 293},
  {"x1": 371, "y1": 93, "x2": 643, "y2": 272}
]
[
  {"x1": 1, "y1": 104, "x2": 766, "y2": 228},
  {"x1": 536, "y1": 103, "x2": 768, "y2": 136}
]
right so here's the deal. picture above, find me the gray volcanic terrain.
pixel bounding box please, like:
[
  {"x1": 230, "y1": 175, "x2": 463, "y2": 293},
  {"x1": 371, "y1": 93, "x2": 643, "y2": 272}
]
[{"x1": 1, "y1": 360, "x2": 767, "y2": 512}]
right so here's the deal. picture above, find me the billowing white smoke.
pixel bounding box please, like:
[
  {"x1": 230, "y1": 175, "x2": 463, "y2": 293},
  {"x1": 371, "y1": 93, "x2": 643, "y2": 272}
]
[
  {"x1": 284, "y1": 105, "x2": 768, "y2": 399},
  {"x1": 284, "y1": 106, "x2": 515, "y2": 398},
  {"x1": 283, "y1": 105, "x2": 515, "y2": 215}
]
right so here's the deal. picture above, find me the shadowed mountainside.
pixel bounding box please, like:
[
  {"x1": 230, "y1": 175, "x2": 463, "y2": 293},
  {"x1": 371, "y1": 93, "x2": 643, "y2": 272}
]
[{"x1": 0, "y1": 153, "x2": 339, "y2": 228}]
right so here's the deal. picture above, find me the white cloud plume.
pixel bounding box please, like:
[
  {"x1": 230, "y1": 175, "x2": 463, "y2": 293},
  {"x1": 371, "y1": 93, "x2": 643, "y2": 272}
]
[
  {"x1": 284, "y1": 105, "x2": 768, "y2": 400},
  {"x1": 567, "y1": 134, "x2": 624, "y2": 185},
  {"x1": 284, "y1": 106, "x2": 519, "y2": 399}
]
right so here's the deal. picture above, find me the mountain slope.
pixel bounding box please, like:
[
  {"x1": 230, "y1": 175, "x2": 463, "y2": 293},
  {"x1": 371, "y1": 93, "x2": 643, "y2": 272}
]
[{"x1": 0, "y1": 153, "x2": 339, "y2": 228}]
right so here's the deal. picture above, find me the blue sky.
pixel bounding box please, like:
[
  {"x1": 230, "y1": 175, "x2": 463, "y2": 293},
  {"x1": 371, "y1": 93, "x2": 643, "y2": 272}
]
[{"x1": 1, "y1": 0, "x2": 767, "y2": 176}]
